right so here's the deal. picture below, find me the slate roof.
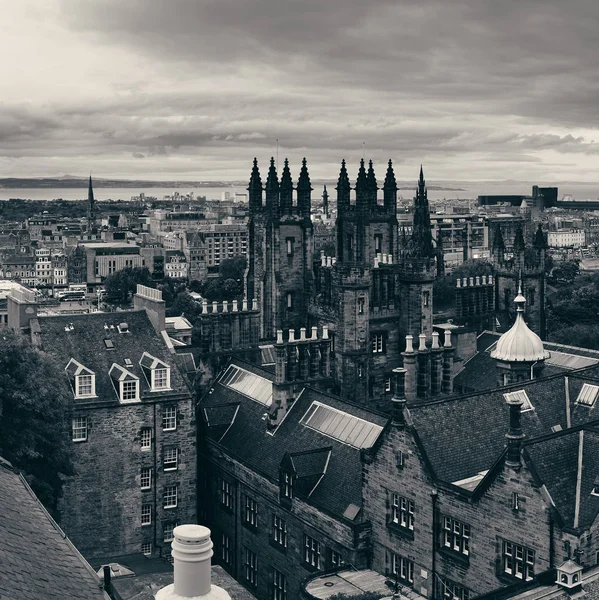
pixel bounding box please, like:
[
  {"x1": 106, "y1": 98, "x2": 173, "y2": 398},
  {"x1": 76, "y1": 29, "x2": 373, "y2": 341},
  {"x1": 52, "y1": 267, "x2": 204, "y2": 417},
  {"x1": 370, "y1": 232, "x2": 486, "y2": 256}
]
[
  {"x1": 410, "y1": 371, "x2": 599, "y2": 485},
  {"x1": 201, "y1": 359, "x2": 389, "y2": 520},
  {"x1": 525, "y1": 426, "x2": 599, "y2": 531},
  {"x1": 0, "y1": 458, "x2": 106, "y2": 600},
  {"x1": 35, "y1": 310, "x2": 191, "y2": 405}
]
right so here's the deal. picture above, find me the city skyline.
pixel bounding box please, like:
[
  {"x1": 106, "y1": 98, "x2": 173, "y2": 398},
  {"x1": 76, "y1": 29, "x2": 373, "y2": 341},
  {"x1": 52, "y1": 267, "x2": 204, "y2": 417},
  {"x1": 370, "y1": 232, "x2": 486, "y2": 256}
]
[{"x1": 2, "y1": 0, "x2": 599, "y2": 182}]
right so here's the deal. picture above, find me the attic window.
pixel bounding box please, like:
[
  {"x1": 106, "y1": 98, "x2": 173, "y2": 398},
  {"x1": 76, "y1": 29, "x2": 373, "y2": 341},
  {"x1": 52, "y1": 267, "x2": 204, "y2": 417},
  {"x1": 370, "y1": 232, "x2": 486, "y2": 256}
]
[
  {"x1": 139, "y1": 352, "x2": 171, "y2": 391},
  {"x1": 65, "y1": 359, "x2": 96, "y2": 399},
  {"x1": 576, "y1": 383, "x2": 599, "y2": 407},
  {"x1": 109, "y1": 363, "x2": 140, "y2": 403},
  {"x1": 503, "y1": 390, "x2": 534, "y2": 412},
  {"x1": 104, "y1": 339, "x2": 115, "y2": 349}
]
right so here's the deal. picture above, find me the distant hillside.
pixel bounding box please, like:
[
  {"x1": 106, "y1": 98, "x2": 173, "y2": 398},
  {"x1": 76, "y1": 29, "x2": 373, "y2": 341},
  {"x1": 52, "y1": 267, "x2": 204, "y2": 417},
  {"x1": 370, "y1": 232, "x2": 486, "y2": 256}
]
[{"x1": 0, "y1": 177, "x2": 246, "y2": 189}]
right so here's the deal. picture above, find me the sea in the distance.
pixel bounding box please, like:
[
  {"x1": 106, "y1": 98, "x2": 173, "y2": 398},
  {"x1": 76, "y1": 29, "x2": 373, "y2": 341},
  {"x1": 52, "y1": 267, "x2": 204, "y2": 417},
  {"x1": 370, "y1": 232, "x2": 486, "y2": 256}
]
[{"x1": 1, "y1": 182, "x2": 598, "y2": 203}]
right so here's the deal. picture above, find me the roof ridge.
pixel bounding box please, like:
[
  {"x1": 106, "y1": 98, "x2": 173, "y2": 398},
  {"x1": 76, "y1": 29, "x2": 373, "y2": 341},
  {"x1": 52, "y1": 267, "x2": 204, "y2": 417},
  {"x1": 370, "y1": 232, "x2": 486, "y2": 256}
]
[{"x1": 303, "y1": 384, "x2": 391, "y2": 419}]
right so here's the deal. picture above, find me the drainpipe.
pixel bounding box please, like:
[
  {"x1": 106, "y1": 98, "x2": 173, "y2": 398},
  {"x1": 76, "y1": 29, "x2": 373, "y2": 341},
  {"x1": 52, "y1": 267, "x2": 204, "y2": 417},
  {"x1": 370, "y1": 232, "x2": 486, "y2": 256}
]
[
  {"x1": 431, "y1": 488, "x2": 438, "y2": 600},
  {"x1": 154, "y1": 402, "x2": 158, "y2": 555}
]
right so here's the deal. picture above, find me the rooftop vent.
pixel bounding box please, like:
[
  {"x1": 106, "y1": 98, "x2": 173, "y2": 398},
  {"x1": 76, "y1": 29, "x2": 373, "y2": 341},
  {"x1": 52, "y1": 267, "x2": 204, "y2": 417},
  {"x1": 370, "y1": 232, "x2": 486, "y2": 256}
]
[{"x1": 118, "y1": 322, "x2": 129, "y2": 333}]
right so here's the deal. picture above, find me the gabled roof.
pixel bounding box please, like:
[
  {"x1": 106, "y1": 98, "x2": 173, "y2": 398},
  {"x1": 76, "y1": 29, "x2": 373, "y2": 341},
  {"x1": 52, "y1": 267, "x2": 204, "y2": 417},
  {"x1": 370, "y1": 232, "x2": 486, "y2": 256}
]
[
  {"x1": 410, "y1": 371, "x2": 599, "y2": 485},
  {"x1": 35, "y1": 311, "x2": 190, "y2": 405},
  {"x1": 0, "y1": 458, "x2": 106, "y2": 600},
  {"x1": 525, "y1": 426, "x2": 599, "y2": 530},
  {"x1": 139, "y1": 351, "x2": 168, "y2": 370},
  {"x1": 65, "y1": 358, "x2": 94, "y2": 378},
  {"x1": 109, "y1": 363, "x2": 138, "y2": 382},
  {"x1": 201, "y1": 359, "x2": 388, "y2": 520}
]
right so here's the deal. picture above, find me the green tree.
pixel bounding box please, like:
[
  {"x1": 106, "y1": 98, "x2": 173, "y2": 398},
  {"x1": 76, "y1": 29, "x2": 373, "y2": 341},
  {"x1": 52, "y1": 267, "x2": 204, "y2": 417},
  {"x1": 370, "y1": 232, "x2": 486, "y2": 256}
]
[
  {"x1": 551, "y1": 260, "x2": 580, "y2": 284},
  {"x1": 0, "y1": 331, "x2": 75, "y2": 517},
  {"x1": 103, "y1": 267, "x2": 155, "y2": 303},
  {"x1": 219, "y1": 256, "x2": 247, "y2": 282}
]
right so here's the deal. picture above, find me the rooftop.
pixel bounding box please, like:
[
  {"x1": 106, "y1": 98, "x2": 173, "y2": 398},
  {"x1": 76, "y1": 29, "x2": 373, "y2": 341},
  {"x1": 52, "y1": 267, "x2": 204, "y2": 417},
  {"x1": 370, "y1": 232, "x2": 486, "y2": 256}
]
[{"x1": 0, "y1": 458, "x2": 106, "y2": 600}]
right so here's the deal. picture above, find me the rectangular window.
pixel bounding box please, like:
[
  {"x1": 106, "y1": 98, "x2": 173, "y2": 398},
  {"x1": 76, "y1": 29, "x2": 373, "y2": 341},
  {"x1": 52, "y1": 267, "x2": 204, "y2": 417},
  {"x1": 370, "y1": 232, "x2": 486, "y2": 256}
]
[
  {"x1": 272, "y1": 515, "x2": 287, "y2": 547},
  {"x1": 286, "y1": 292, "x2": 293, "y2": 310},
  {"x1": 164, "y1": 485, "x2": 178, "y2": 509},
  {"x1": 329, "y1": 549, "x2": 345, "y2": 569},
  {"x1": 140, "y1": 468, "x2": 152, "y2": 490},
  {"x1": 282, "y1": 472, "x2": 294, "y2": 499},
  {"x1": 391, "y1": 493, "x2": 414, "y2": 530},
  {"x1": 121, "y1": 380, "x2": 138, "y2": 402},
  {"x1": 244, "y1": 547, "x2": 258, "y2": 587},
  {"x1": 141, "y1": 542, "x2": 152, "y2": 556},
  {"x1": 220, "y1": 478, "x2": 235, "y2": 510},
  {"x1": 72, "y1": 416, "x2": 87, "y2": 442},
  {"x1": 220, "y1": 533, "x2": 232, "y2": 566},
  {"x1": 272, "y1": 568, "x2": 287, "y2": 600},
  {"x1": 164, "y1": 448, "x2": 178, "y2": 471},
  {"x1": 438, "y1": 577, "x2": 470, "y2": 600},
  {"x1": 372, "y1": 333, "x2": 385, "y2": 354},
  {"x1": 358, "y1": 297, "x2": 365, "y2": 314},
  {"x1": 163, "y1": 521, "x2": 178, "y2": 542},
  {"x1": 140, "y1": 428, "x2": 152, "y2": 450},
  {"x1": 502, "y1": 540, "x2": 535, "y2": 581},
  {"x1": 163, "y1": 405, "x2": 177, "y2": 431},
  {"x1": 304, "y1": 534, "x2": 321, "y2": 569},
  {"x1": 286, "y1": 238, "x2": 295, "y2": 257},
  {"x1": 76, "y1": 374, "x2": 93, "y2": 397},
  {"x1": 244, "y1": 496, "x2": 258, "y2": 527},
  {"x1": 141, "y1": 504, "x2": 152, "y2": 526},
  {"x1": 374, "y1": 234, "x2": 383, "y2": 254},
  {"x1": 391, "y1": 553, "x2": 414, "y2": 585},
  {"x1": 442, "y1": 516, "x2": 470, "y2": 556},
  {"x1": 154, "y1": 368, "x2": 169, "y2": 390}
]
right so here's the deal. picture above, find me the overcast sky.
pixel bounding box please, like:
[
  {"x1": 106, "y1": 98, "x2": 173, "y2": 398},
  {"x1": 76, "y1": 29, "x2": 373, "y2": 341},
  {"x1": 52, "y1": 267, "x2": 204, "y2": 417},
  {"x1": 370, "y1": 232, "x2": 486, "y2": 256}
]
[{"x1": 1, "y1": 0, "x2": 598, "y2": 182}]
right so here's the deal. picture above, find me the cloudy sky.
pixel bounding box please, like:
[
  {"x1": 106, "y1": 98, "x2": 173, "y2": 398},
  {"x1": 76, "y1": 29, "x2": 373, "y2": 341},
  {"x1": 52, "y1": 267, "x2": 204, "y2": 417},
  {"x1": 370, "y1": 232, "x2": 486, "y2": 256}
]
[{"x1": 1, "y1": 0, "x2": 598, "y2": 182}]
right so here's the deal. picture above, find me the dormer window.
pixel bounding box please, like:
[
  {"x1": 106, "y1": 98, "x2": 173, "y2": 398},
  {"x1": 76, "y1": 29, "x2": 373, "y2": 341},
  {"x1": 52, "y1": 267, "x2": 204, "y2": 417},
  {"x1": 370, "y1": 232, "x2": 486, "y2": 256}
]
[
  {"x1": 109, "y1": 363, "x2": 140, "y2": 403},
  {"x1": 282, "y1": 472, "x2": 294, "y2": 499},
  {"x1": 140, "y1": 352, "x2": 171, "y2": 391},
  {"x1": 65, "y1": 359, "x2": 96, "y2": 399}
]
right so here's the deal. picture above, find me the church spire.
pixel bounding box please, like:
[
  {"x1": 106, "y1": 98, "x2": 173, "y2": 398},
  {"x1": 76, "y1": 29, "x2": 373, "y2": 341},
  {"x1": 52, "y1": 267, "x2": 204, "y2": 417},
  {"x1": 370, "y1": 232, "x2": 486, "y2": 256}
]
[
  {"x1": 248, "y1": 158, "x2": 263, "y2": 214},
  {"x1": 265, "y1": 157, "x2": 279, "y2": 217},
  {"x1": 383, "y1": 159, "x2": 397, "y2": 214},
  {"x1": 322, "y1": 184, "x2": 329, "y2": 219},
  {"x1": 407, "y1": 165, "x2": 434, "y2": 257},
  {"x1": 336, "y1": 159, "x2": 350, "y2": 215},
  {"x1": 366, "y1": 160, "x2": 378, "y2": 208},
  {"x1": 297, "y1": 157, "x2": 312, "y2": 219},
  {"x1": 87, "y1": 174, "x2": 95, "y2": 226},
  {"x1": 279, "y1": 158, "x2": 293, "y2": 215},
  {"x1": 355, "y1": 158, "x2": 368, "y2": 210}
]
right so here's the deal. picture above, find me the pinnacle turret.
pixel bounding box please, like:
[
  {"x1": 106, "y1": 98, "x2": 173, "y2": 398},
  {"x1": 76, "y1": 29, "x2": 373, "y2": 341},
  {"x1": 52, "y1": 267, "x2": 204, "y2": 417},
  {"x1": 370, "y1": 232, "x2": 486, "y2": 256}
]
[
  {"x1": 366, "y1": 160, "x2": 378, "y2": 207},
  {"x1": 406, "y1": 166, "x2": 434, "y2": 258},
  {"x1": 248, "y1": 158, "x2": 263, "y2": 213},
  {"x1": 279, "y1": 158, "x2": 293, "y2": 214},
  {"x1": 336, "y1": 159, "x2": 350, "y2": 191},
  {"x1": 297, "y1": 157, "x2": 312, "y2": 218},
  {"x1": 513, "y1": 227, "x2": 526, "y2": 253},
  {"x1": 265, "y1": 157, "x2": 279, "y2": 216}
]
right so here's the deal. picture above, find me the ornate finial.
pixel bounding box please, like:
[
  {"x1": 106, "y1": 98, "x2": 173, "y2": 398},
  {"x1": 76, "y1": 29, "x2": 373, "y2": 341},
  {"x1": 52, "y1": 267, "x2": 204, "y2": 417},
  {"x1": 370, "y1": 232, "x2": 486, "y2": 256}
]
[
  {"x1": 270, "y1": 156, "x2": 275, "y2": 167},
  {"x1": 419, "y1": 164, "x2": 424, "y2": 183},
  {"x1": 384, "y1": 159, "x2": 397, "y2": 190},
  {"x1": 297, "y1": 157, "x2": 311, "y2": 190},
  {"x1": 337, "y1": 159, "x2": 350, "y2": 190}
]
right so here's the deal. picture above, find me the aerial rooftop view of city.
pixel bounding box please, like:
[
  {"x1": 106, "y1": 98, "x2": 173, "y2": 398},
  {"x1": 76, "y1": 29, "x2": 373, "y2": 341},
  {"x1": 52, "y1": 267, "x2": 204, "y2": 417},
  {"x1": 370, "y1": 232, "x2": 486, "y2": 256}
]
[{"x1": 1, "y1": 1, "x2": 599, "y2": 600}]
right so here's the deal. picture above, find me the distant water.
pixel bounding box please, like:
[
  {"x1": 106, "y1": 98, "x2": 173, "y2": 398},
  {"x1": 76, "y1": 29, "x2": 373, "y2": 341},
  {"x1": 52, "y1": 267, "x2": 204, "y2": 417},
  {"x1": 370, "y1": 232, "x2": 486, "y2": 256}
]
[{"x1": 1, "y1": 182, "x2": 598, "y2": 203}]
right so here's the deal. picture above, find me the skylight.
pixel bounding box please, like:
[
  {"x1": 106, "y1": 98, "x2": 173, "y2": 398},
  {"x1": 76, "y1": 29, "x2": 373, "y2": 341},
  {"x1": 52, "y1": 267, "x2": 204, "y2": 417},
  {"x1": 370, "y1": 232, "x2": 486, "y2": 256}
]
[
  {"x1": 220, "y1": 364, "x2": 272, "y2": 407},
  {"x1": 546, "y1": 351, "x2": 598, "y2": 370},
  {"x1": 503, "y1": 390, "x2": 534, "y2": 412},
  {"x1": 576, "y1": 383, "x2": 599, "y2": 407},
  {"x1": 300, "y1": 401, "x2": 383, "y2": 449}
]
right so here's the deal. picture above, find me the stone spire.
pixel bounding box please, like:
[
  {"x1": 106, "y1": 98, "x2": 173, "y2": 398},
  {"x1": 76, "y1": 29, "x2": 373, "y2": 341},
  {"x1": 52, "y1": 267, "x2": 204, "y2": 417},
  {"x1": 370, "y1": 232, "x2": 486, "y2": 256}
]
[
  {"x1": 279, "y1": 158, "x2": 293, "y2": 215},
  {"x1": 383, "y1": 159, "x2": 397, "y2": 213},
  {"x1": 355, "y1": 158, "x2": 368, "y2": 210},
  {"x1": 87, "y1": 174, "x2": 95, "y2": 226},
  {"x1": 533, "y1": 223, "x2": 547, "y2": 249},
  {"x1": 336, "y1": 159, "x2": 350, "y2": 214},
  {"x1": 513, "y1": 226, "x2": 526, "y2": 254},
  {"x1": 322, "y1": 184, "x2": 329, "y2": 219},
  {"x1": 247, "y1": 158, "x2": 263, "y2": 214},
  {"x1": 407, "y1": 165, "x2": 434, "y2": 257},
  {"x1": 265, "y1": 157, "x2": 279, "y2": 217},
  {"x1": 297, "y1": 157, "x2": 312, "y2": 218},
  {"x1": 366, "y1": 160, "x2": 378, "y2": 208},
  {"x1": 492, "y1": 224, "x2": 505, "y2": 253}
]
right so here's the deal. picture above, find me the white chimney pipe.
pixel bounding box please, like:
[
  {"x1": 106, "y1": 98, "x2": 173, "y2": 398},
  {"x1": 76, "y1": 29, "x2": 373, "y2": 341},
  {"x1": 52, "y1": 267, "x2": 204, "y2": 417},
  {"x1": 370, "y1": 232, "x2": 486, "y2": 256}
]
[
  {"x1": 232, "y1": 300, "x2": 238, "y2": 312},
  {"x1": 322, "y1": 325, "x2": 329, "y2": 339},
  {"x1": 418, "y1": 333, "x2": 427, "y2": 351},
  {"x1": 405, "y1": 335, "x2": 414, "y2": 353},
  {"x1": 289, "y1": 329, "x2": 295, "y2": 342},
  {"x1": 311, "y1": 326, "x2": 318, "y2": 339},
  {"x1": 300, "y1": 327, "x2": 306, "y2": 341},
  {"x1": 444, "y1": 330, "x2": 452, "y2": 348},
  {"x1": 155, "y1": 525, "x2": 230, "y2": 600},
  {"x1": 276, "y1": 329, "x2": 284, "y2": 344},
  {"x1": 431, "y1": 331, "x2": 440, "y2": 349}
]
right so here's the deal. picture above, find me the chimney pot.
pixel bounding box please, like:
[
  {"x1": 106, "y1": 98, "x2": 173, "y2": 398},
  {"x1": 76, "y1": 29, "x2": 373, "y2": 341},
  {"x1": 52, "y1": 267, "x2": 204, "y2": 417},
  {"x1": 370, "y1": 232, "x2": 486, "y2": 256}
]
[
  {"x1": 456, "y1": 278, "x2": 461, "y2": 288},
  {"x1": 252, "y1": 298, "x2": 258, "y2": 310},
  {"x1": 481, "y1": 275, "x2": 487, "y2": 285},
  {"x1": 321, "y1": 255, "x2": 327, "y2": 267},
  {"x1": 469, "y1": 277, "x2": 474, "y2": 286},
  {"x1": 232, "y1": 300, "x2": 238, "y2": 312},
  {"x1": 388, "y1": 254, "x2": 393, "y2": 264},
  {"x1": 488, "y1": 274, "x2": 493, "y2": 284},
  {"x1": 462, "y1": 277, "x2": 468, "y2": 287},
  {"x1": 444, "y1": 330, "x2": 452, "y2": 347},
  {"x1": 418, "y1": 333, "x2": 427, "y2": 351},
  {"x1": 289, "y1": 329, "x2": 295, "y2": 342},
  {"x1": 222, "y1": 300, "x2": 228, "y2": 313},
  {"x1": 311, "y1": 326, "x2": 318, "y2": 339},
  {"x1": 322, "y1": 325, "x2": 329, "y2": 340},
  {"x1": 300, "y1": 327, "x2": 306, "y2": 341},
  {"x1": 276, "y1": 329, "x2": 284, "y2": 344},
  {"x1": 475, "y1": 276, "x2": 481, "y2": 286},
  {"x1": 242, "y1": 299, "x2": 248, "y2": 311},
  {"x1": 431, "y1": 331, "x2": 440, "y2": 349},
  {"x1": 212, "y1": 301, "x2": 218, "y2": 313},
  {"x1": 405, "y1": 335, "x2": 414, "y2": 353}
]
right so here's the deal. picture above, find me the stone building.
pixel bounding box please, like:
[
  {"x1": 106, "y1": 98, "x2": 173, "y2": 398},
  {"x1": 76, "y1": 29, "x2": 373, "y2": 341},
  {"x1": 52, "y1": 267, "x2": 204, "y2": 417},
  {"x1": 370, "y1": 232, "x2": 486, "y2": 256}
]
[
  {"x1": 8, "y1": 284, "x2": 197, "y2": 561},
  {"x1": 245, "y1": 158, "x2": 437, "y2": 404}
]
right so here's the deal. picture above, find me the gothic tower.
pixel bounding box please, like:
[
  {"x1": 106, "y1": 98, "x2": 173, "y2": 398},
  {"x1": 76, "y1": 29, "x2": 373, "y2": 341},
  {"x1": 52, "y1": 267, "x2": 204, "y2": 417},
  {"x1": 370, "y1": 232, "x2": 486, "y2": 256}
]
[
  {"x1": 87, "y1": 175, "x2": 96, "y2": 229},
  {"x1": 245, "y1": 157, "x2": 314, "y2": 340}
]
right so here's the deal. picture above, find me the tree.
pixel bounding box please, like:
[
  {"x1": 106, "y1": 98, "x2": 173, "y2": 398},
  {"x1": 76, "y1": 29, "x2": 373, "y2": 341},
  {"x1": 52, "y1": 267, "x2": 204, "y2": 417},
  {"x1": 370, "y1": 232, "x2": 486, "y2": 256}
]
[
  {"x1": 452, "y1": 259, "x2": 494, "y2": 279},
  {"x1": 103, "y1": 267, "x2": 155, "y2": 303},
  {"x1": 0, "y1": 331, "x2": 75, "y2": 517},
  {"x1": 219, "y1": 256, "x2": 247, "y2": 282},
  {"x1": 433, "y1": 259, "x2": 494, "y2": 311},
  {"x1": 551, "y1": 260, "x2": 580, "y2": 284},
  {"x1": 166, "y1": 291, "x2": 202, "y2": 320}
]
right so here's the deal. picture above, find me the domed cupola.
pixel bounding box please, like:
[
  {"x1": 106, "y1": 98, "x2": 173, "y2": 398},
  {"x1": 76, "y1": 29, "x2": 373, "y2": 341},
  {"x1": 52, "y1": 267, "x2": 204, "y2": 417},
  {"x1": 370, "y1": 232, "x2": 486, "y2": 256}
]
[{"x1": 491, "y1": 283, "x2": 549, "y2": 385}]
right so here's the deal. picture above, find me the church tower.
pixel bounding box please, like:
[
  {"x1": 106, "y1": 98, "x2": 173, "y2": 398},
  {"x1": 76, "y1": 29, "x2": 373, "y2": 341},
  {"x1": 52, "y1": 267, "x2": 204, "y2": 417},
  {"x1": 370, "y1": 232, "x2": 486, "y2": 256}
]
[
  {"x1": 245, "y1": 157, "x2": 314, "y2": 340},
  {"x1": 87, "y1": 175, "x2": 96, "y2": 229}
]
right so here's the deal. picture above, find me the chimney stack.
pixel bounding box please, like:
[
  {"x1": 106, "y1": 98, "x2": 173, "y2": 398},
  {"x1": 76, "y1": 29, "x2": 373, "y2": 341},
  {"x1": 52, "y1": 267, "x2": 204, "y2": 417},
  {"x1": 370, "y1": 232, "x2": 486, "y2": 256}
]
[
  {"x1": 155, "y1": 525, "x2": 230, "y2": 600},
  {"x1": 402, "y1": 335, "x2": 417, "y2": 403},
  {"x1": 133, "y1": 285, "x2": 165, "y2": 333},
  {"x1": 391, "y1": 368, "x2": 407, "y2": 427},
  {"x1": 505, "y1": 396, "x2": 525, "y2": 470}
]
